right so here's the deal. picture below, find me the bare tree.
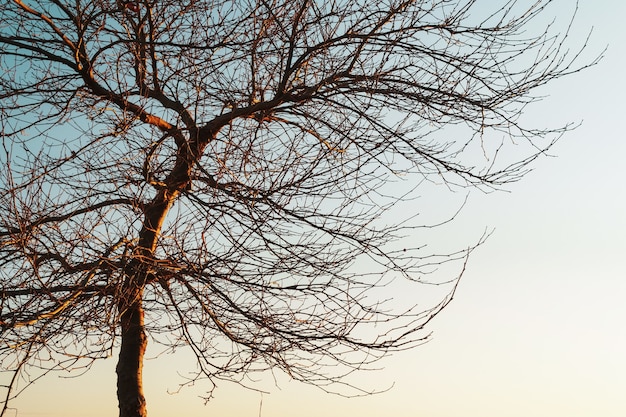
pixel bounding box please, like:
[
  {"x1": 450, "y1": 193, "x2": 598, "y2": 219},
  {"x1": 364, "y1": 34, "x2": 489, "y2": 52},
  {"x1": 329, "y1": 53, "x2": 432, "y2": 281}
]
[{"x1": 0, "y1": 1, "x2": 595, "y2": 416}]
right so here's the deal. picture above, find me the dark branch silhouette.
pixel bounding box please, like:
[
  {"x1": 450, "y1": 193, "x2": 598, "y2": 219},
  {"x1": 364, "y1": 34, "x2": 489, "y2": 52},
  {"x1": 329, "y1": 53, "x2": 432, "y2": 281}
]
[{"x1": 0, "y1": 1, "x2": 597, "y2": 416}]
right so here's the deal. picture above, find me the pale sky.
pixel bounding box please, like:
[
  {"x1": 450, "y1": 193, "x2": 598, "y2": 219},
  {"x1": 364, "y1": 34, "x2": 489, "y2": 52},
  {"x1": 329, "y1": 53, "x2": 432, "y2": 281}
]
[{"x1": 8, "y1": 1, "x2": 626, "y2": 416}]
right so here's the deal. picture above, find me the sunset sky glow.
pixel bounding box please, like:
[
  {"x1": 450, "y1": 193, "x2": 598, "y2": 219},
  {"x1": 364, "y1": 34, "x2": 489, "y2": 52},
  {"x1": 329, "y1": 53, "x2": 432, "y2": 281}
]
[{"x1": 6, "y1": 1, "x2": 626, "y2": 416}]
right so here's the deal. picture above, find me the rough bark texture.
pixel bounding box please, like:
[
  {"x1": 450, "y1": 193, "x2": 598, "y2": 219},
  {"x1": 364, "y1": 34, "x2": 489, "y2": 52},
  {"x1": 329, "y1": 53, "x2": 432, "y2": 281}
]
[
  {"x1": 114, "y1": 183, "x2": 180, "y2": 416},
  {"x1": 116, "y1": 296, "x2": 148, "y2": 417}
]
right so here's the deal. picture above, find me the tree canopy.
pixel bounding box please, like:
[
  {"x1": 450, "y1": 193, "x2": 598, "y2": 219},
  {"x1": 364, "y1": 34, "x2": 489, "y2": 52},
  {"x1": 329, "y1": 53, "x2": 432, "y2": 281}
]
[{"x1": 0, "y1": 1, "x2": 595, "y2": 416}]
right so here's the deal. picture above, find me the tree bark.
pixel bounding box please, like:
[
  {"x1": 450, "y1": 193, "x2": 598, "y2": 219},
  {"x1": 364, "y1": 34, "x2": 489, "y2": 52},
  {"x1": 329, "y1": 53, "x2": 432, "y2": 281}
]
[
  {"x1": 116, "y1": 293, "x2": 148, "y2": 417},
  {"x1": 115, "y1": 188, "x2": 179, "y2": 417}
]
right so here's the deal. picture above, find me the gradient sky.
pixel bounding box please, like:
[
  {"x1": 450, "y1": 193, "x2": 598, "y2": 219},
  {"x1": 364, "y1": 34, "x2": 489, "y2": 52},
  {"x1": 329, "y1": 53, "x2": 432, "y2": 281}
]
[{"x1": 8, "y1": 1, "x2": 626, "y2": 416}]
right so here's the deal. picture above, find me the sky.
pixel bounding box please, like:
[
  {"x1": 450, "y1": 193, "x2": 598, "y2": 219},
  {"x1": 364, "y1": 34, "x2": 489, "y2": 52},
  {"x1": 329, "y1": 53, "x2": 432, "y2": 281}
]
[{"x1": 7, "y1": 1, "x2": 626, "y2": 416}]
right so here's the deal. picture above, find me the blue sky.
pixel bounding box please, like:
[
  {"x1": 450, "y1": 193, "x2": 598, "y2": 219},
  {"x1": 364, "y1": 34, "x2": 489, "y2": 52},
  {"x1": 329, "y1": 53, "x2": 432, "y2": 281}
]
[{"x1": 9, "y1": 1, "x2": 626, "y2": 416}]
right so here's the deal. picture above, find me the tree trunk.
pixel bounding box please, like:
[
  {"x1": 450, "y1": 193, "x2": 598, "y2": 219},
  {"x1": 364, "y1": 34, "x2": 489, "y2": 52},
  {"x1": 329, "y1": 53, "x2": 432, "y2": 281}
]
[
  {"x1": 116, "y1": 294, "x2": 148, "y2": 417},
  {"x1": 114, "y1": 150, "x2": 187, "y2": 417}
]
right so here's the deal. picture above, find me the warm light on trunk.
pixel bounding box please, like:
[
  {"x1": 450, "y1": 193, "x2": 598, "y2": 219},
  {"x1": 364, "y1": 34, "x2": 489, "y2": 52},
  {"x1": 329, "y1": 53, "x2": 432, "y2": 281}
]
[{"x1": 116, "y1": 295, "x2": 148, "y2": 417}]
